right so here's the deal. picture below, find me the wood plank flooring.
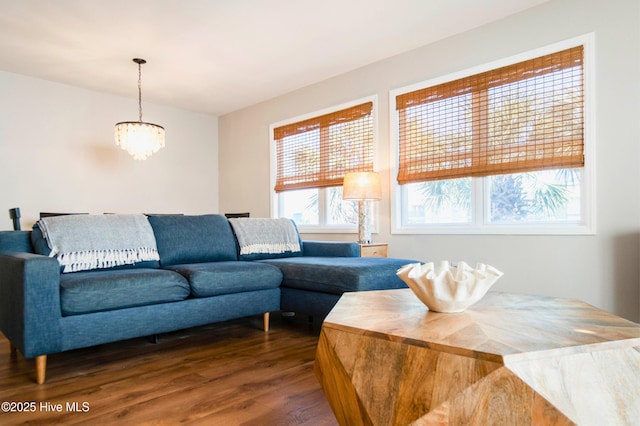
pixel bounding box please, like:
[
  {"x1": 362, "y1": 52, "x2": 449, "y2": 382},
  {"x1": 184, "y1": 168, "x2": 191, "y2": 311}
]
[{"x1": 0, "y1": 314, "x2": 338, "y2": 425}]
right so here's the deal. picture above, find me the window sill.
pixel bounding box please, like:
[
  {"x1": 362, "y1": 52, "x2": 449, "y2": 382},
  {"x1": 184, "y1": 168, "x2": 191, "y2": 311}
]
[
  {"x1": 392, "y1": 223, "x2": 595, "y2": 236},
  {"x1": 296, "y1": 226, "x2": 383, "y2": 235}
]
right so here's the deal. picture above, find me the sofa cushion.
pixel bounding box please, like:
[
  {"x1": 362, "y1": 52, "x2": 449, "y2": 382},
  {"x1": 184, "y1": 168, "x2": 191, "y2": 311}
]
[
  {"x1": 166, "y1": 261, "x2": 283, "y2": 297},
  {"x1": 261, "y1": 257, "x2": 416, "y2": 295},
  {"x1": 60, "y1": 269, "x2": 190, "y2": 316},
  {"x1": 148, "y1": 214, "x2": 238, "y2": 266}
]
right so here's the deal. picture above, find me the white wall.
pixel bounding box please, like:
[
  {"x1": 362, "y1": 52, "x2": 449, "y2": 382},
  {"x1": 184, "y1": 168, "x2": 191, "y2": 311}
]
[
  {"x1": 219, "y1": 0, "x2": 640, "y2": 321},
  {"x1": 0, "y1": 70, "x2": 219, "y2": 229}
]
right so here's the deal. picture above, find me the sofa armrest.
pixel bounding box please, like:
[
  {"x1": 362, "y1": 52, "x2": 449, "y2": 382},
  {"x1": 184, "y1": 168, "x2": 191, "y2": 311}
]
[
  {"x1": 0, "y1": 230, "x2": 33, "y2": 253},
  {"x1": 302, "y1": 240, "x2": 360, "y2": 257},
  {"x1": 0, "y1": 252, "x2": 63, "y2": 358}
]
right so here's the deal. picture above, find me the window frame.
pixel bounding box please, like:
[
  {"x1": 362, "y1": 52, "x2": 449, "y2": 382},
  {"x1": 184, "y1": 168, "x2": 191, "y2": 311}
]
[
  {"x1": 390, "y1": 34, "x2": 596, "y2": 235},
  {"x1": 270, "y1": 95, "x2": 380, "y2": 233}
]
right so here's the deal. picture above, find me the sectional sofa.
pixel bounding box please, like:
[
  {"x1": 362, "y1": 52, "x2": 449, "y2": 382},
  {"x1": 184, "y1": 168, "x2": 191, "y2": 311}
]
[{"x1": 0, "y1": 213, "x2": 416, "y2": 383}]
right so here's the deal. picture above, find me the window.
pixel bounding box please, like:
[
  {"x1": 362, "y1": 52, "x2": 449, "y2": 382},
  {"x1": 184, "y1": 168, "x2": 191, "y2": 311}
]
[
  {"x1": 392, "y1": 36, "x2": 593, "y2": 234},
  {"x1": 271, "y1": 98, "x2": 376, "y2": 230}
]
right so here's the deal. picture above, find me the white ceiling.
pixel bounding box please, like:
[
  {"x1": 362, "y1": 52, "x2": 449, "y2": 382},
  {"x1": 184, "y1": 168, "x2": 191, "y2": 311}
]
[{"x1": 0, "y1": 0, "x2": 549, "y2": 116}]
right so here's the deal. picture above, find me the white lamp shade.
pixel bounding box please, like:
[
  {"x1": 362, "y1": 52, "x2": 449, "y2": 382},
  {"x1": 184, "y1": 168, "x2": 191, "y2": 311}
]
[
  {"x1": 342, "y1": 172, "x2": 382, "y2": 200},
  {"x1": 115, "y1": 121, "x2": 165, "y2": 161}
]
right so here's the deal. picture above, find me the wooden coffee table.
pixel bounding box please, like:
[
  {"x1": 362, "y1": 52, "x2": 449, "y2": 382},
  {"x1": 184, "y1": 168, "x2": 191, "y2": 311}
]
[{"x1": 314, "y1": 289, "x2": 640, "y2": 425}]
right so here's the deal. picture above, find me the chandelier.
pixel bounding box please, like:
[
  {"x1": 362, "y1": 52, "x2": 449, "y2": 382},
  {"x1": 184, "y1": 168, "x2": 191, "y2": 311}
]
[{"x1": 115, "y1": 58, "x2": 165, "y2": 160}]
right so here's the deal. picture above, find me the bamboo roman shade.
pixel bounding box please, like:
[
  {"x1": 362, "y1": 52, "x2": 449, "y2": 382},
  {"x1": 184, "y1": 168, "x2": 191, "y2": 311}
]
[
  {"x1": 274, "y1": 102, "x2": 374, "y2": 192},
  {"x1": 396, "y1": 46, "x2": 584, "y2": 184}
]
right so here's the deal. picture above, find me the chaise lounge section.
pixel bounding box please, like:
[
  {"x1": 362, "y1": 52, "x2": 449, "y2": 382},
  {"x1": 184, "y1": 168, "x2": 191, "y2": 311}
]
[{"x1": 0, "y1": 213, "x2": 417, "y2": 383}]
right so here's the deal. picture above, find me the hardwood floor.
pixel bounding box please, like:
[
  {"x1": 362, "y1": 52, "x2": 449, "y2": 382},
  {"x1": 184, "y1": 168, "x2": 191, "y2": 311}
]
[{"x1": 0, "y1": 314, "x2": 338, "y2": 425}]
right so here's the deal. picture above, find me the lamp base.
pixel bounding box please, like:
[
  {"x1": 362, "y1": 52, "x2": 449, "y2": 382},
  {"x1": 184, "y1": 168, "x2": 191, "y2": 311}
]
[{"x1": 357, "y1": 200, "x2": 373, "y2": 244}]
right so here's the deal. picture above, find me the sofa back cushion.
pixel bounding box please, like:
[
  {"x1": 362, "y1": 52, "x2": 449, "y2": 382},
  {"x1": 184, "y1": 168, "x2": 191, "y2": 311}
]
[{"x1": 148, "y1": 214, "x2": 238, "y2": 266}]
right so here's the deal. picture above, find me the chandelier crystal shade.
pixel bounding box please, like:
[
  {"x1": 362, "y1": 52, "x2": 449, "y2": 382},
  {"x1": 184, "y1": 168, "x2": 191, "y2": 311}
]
[{"x1": 115, "y1": 58, "x2": 165, "y2": 160}]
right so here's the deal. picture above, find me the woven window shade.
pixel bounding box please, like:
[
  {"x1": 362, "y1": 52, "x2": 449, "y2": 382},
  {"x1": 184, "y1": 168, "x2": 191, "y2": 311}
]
[
  {"x1": 396, "y1": 46, "x2": 584, "y2": 185},
  {"x1": 274, "y1": 102, "x2": 374, "y2": 192}
]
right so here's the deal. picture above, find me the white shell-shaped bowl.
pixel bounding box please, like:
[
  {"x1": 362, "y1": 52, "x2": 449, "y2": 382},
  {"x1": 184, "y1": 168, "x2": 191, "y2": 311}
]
[{"x1": 397, "y1": 261, "x2": 503, "y2": 313}]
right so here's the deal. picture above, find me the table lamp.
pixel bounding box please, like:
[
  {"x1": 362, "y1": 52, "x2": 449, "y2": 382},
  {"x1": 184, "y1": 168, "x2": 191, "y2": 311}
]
[{"x1": 342, "y1": 172, "x2": 382, "y2": 243}]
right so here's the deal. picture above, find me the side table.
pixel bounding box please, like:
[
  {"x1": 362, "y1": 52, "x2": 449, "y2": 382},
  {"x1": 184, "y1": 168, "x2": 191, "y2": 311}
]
[
  {"x1": 358, "y1": 242, "x2": 387, "y2": 258},
  {"x1": 315, "y1": 289, "x2": 640, "y2": 425}
]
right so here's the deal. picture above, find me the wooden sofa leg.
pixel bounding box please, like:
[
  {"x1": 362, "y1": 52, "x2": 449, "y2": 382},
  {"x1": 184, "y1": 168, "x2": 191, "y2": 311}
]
[
  {"x1": 263, "y1": 312, "x2": 270, "y2": 332},
  {"x1": 35, "y1": 355, "x2": 47, "y2": 384}
]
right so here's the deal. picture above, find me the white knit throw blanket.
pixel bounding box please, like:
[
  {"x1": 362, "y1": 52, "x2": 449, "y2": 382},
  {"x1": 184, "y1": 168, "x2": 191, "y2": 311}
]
[
  {"x1": 229, "y1": 218, "x2": 300, "y2": 255},
  {"x1": 37, "y1": 214, "x2": 160, "y2": 273}
]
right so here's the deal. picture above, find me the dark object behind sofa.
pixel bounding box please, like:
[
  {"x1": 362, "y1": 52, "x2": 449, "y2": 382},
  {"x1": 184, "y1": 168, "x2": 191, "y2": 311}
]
[
  {"x1": 224, "y1": 212, "x2": 250, "y2": 218},
  {"x1": 9, "y1": 208, "x2": 21, "y2": 230}
]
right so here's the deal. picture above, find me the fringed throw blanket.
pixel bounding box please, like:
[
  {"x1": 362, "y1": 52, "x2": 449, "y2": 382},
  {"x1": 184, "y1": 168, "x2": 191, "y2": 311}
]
[
  {"x1": 36, "y1": 214, "x2": 160, "y2": 273},
  {"x1": 229, "y1": 218, "x2": 300, "y2": 256}
]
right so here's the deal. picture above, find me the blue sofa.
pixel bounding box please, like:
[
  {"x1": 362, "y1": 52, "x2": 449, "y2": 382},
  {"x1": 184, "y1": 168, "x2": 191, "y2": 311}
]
[{"x1": 0, "y1": 214, "x2": 416, "y2": 383}]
